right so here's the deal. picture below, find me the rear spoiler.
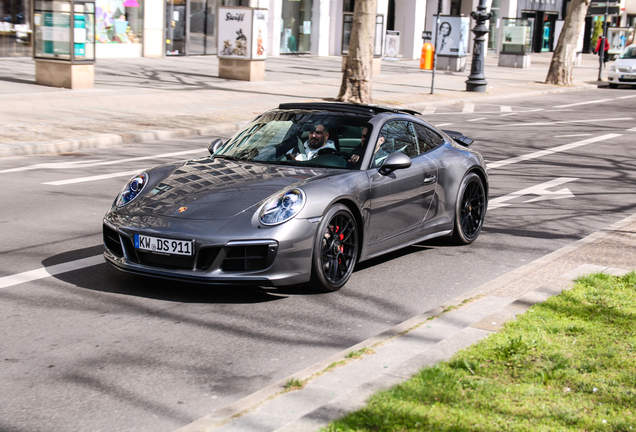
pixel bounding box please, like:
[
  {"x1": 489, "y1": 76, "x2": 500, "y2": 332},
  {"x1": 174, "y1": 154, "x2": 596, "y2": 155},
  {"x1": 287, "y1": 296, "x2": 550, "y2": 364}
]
[{"x1": 442, "y1": 130, "x2": 474, "y2": 147}]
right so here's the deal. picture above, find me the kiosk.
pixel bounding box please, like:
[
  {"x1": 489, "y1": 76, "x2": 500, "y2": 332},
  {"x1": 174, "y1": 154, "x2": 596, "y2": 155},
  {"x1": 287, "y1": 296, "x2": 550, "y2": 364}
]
[
  {"x1": 33, "y1": 0, "x2": 96, "y2": 89},
  {"x1": 499, "y1": 18, "x2": 534, "y2": 68},
  {"x1": 217, "y1": 7, "x2": 268, "y2": 81}
]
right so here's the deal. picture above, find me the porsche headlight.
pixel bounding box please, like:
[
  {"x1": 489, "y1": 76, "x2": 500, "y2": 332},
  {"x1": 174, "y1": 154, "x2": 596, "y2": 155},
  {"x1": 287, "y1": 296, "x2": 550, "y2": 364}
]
[
  {"x1": 116, "y1": 172, "x2": 148, "y2": 207},
  {"x1": 259, "y1": 189, "x2": 305, "y2": 225}
]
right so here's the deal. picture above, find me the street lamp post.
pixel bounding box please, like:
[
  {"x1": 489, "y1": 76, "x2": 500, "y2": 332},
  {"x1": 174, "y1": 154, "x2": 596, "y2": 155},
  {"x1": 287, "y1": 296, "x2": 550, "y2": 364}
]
[{"x1": 465, "y1": 0, "x2": 493, "y2": 92}]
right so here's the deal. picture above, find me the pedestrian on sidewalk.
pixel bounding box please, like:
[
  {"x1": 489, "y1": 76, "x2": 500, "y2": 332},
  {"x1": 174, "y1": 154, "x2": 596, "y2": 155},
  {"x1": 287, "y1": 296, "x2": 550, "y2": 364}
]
[{"x1": 595, "y1": 33, "x2": 610, "y2": 66}]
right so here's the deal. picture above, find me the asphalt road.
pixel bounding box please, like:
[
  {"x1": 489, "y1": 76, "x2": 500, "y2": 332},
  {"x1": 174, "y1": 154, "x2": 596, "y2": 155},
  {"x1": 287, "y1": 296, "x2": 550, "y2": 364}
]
[{"x1": 1, "y1": 88, "x2": 635, "y2": 432}]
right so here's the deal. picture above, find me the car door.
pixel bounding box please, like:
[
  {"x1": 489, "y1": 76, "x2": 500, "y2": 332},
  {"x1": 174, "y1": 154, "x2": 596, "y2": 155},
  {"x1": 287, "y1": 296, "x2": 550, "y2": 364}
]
[{"x1": 366, "y1": 120, "x2": 438, "y2": 246}]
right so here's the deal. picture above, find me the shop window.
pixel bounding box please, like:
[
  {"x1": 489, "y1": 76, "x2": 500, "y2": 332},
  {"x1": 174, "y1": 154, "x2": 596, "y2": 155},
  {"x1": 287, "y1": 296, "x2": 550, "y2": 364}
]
[
  {"x1": 280, "y1": 0, "x2": 312, "y2": 53},
  {"x1": 95, "y1": 0, "x2": 143, "y2": 45},
  {"x1": 0, "y1": 0, "x2": 31, "y2": 56}
]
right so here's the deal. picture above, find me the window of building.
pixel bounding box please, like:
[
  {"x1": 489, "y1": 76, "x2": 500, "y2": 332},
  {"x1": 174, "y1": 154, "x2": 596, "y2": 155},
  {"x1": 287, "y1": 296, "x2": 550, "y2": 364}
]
[
  {"x1": 280, "y1": 0, "x2": 311, "y2": 53},
  {"x1": 488, "y1": 0, "x2": 500, "y2": 52},
  {"x1": 0, "y1": 0, "x2": 31, "y2": 56},
  {"x1": 95, "y1": 0, "x2": 143, "y2": 45}
]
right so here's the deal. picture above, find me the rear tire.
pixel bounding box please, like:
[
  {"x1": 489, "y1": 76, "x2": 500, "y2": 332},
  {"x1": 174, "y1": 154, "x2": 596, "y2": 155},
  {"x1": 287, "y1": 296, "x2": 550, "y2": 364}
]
[
  {"x1": 309, "y1": 204, "x2": 358, "y2": 292},
  {"x1": 452, "y1": 173, "x2": 486, "y2": 245}
]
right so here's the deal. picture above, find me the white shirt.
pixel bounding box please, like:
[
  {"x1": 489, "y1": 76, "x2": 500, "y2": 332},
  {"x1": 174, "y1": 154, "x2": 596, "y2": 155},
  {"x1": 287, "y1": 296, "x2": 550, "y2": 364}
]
[{"x1": 288, "y1": 140, "x2": 336, "y2": 160}]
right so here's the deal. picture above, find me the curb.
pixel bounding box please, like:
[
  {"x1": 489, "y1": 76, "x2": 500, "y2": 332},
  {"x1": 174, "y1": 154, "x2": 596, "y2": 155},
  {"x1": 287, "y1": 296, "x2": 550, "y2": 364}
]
[
  {"x1": 172, "y1": 211, "x2": 636, "y2": 432},
  {"x1": 0, "y1": 123, "x2": 242, "y2": 158},
  {"x1": 404, "y1": 82, "x2": 598, "y2": 110}
]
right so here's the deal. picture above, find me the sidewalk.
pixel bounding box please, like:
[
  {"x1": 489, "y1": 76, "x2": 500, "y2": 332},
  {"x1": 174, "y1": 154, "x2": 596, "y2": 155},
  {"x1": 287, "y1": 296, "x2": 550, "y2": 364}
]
[{"x1": 0, "y1": 51, "x2": 603, "y2": 157}]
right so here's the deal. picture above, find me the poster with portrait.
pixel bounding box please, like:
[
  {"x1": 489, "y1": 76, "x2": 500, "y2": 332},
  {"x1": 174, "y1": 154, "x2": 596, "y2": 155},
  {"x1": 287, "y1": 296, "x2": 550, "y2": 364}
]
[
  {"x1": 218, "y1": 7, "x2": 253, "y2": 59},
  {"x1": 432, "y1": 16, "x2": 469, "y2": 57},
  {"x1": 385, "y1": 30, "x2": 400, "y2": 57}
]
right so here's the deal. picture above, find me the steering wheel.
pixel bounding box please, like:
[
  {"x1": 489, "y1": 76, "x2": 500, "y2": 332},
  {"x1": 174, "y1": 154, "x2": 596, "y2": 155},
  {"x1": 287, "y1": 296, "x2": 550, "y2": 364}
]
[{"x1": 316, "y1": 148, "x2": 351, "y2": 160}]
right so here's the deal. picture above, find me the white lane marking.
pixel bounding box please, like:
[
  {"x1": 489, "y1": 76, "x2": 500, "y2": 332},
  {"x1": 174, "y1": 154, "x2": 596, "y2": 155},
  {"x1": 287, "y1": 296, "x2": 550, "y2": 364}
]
[
  {"x1": 500, "y1": 106, "x2": 512, "y2": 112},
  {"x1": 487, "y1": 134, "x2": 621, "y2": 170},
  {"x1": 435, "y1": 123, "x2": 452, "y2": 127},
  {"x1": 498, "y1": 117, "x2": 632, "y2": 127},
  {"x1": 462, "y1": 103, "x2": 475, "y2": 113},
  {"x1": 1, "y1": 148, "x2": 206, "y2": 174},
  {"x1": 467, "y1": 117, "x2": 487, "y2": 122},
  {"x1": 423, "y1": 106, "x2": 437, "y2": 114},
  {"x1": 627, "y1": 127, "x2": 636, "y2": 132},
  {"x1": 44, "y1": 169, "x2": 143, "y2": 186},
  {"x1": 554, "y1": 134, "x2": 593, "y2": 138},
  {"x1": 553, "y1": 99, "x2": 613, "y2": 108},
  {"x1": 489, "y1": 178, "x2": 578, "y2": 210},
  {"x1": 617, "y1": 95, "x2": 636, "y2": 99},
  {"x1": 0, "y1": 255, "x2": 104, "y2": 290},
  {"x1": 500, "y1": 113, "x2": 518, "y2": 117}
]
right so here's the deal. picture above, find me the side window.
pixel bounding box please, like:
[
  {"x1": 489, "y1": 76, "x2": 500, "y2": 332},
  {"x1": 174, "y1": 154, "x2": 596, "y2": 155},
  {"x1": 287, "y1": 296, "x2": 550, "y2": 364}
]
[
  {"x1": 372, "y1": 120, "x2": 420, "y2": 167},
  {"x1": 413, "y1": 123, "x2": 444, "y2": 153}
]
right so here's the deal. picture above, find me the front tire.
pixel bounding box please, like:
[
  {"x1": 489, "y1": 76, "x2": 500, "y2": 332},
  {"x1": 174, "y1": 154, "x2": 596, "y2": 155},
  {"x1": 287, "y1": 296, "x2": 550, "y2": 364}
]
[
  {"x1": 452, "y1": 172, "x2": 486, "y2": 245},
  {"x1": 309, "y1": 204, "x2": 359, "y2": 292}
]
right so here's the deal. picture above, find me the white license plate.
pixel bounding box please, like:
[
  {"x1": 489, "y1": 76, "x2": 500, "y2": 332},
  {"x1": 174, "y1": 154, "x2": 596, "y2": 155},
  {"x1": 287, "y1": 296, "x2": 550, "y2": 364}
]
[{"x1": 134, "y1": 234, "x2": 194, "y2": 256}]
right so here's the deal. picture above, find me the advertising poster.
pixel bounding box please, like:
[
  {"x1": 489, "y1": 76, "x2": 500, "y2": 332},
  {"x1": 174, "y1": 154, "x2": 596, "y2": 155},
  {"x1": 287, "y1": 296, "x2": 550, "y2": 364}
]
[
  {"x1": 385, "y1": 30, "x2": 400, "y2": 57},
  {"x1": 432, "y1": 16, "x2": 469, "y2": 57},
  {"x1": 503, "y1": 26, "x2": 527, "y2": 45},
  {"x1": 251, "y1": 9, "x2": 268, "y2": 59},
  {"x1": 218, "y1": 7, "x2": 253, "y2": 59},
  {"x1": 42, "y1": 12, "x2": 71, "y2": 56}
]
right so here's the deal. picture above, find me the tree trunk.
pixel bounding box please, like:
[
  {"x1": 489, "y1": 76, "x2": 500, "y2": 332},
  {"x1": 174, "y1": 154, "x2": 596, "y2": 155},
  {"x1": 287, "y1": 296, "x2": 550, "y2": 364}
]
[
  {"x1": 545, "y1": 0, "x2": 591, "y2": 86},
  {"x1": 336, "y1": 0, "x2": 378, "y2": 103}
]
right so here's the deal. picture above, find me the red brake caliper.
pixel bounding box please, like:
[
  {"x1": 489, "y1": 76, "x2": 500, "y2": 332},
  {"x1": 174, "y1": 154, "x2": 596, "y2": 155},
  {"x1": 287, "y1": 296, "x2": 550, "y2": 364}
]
[{"x1": 335, "y1": 225, "x2": 343, "y2": 264}]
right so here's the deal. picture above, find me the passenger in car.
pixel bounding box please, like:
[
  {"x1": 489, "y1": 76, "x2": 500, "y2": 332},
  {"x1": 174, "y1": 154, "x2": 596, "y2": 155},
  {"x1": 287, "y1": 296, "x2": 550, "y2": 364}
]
[{"x1": 347, "y1": 127, "x2": 369, "y2": 168}]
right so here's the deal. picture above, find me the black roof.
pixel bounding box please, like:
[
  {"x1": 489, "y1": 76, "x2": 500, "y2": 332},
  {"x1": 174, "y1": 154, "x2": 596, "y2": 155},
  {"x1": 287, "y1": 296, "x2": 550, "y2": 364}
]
[{"x1": 277, "y1": 102, "x2": 421, "y2": 116}]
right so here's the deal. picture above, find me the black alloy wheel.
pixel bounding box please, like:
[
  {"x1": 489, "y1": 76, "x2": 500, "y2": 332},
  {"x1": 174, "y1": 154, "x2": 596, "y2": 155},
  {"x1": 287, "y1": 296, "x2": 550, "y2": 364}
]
[
  {"x1": 309, "y1": 204, "x2": 359, "y2": 292},
  {"x1": 452, "y1": 173, "x2": 486, "y2": 244}
]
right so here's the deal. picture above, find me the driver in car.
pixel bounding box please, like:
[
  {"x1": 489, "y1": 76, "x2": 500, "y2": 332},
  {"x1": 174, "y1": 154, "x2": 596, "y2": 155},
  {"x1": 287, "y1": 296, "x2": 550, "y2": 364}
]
[{"x1": 287, "y1": 124, "x2": 336, "y2": 160}]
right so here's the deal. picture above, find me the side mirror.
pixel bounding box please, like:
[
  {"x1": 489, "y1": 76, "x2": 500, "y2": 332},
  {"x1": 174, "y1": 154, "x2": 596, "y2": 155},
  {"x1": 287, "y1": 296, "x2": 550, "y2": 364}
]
[
  {"x1": 208, "y1": 138, "x2": 224, "y2": 155},
  {"x1": 379, "y1": 152, "x2": 412, "y2": 175}
]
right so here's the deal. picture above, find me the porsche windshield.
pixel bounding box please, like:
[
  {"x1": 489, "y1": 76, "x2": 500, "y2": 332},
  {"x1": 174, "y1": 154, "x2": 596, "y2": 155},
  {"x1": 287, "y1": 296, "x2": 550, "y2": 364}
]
[{"x1": 214, "y1": 111, "x2": 372, "y2": 169}]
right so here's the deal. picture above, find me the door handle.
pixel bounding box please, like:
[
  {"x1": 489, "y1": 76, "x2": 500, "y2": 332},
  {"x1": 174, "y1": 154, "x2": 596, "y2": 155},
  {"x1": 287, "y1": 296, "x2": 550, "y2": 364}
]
[{"x1": 423, "y1": 175, "x2": 436, "y2": 184}]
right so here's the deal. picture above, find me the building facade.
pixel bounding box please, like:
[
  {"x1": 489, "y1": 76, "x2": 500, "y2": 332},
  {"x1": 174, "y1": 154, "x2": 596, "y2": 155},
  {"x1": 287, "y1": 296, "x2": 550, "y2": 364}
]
[{"x1": 2, "y1": 0, "x2": 632, "y2": 59}]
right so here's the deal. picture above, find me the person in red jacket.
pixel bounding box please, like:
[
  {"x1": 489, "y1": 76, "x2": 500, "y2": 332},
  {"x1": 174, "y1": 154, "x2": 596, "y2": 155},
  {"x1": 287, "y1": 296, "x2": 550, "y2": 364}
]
[{"x1": 595, "y1": 33, "x2": 610, "y2": 65}]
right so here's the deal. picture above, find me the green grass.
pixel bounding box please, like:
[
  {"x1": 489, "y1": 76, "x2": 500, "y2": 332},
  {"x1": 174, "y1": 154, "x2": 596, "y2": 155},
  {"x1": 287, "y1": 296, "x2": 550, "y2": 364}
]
[
  {"x1": 284, "y1": 378, "x2": 304, "y2": 391},
  {"x1": 322, "y1": 272, "x2": 636, "y2": 432}
]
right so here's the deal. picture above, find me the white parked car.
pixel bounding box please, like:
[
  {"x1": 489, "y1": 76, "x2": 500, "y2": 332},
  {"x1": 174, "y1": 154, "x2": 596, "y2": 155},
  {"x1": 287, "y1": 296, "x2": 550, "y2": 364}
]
[{"x1": 608, "y1": 44, "x2": 636, "y2": 88}]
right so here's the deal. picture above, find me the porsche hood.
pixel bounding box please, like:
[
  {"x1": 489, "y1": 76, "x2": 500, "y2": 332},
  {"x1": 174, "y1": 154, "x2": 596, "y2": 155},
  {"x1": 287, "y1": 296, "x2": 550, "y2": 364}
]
[{"x1": 133, "y1": 157, "x2": 329, "y2": 220}]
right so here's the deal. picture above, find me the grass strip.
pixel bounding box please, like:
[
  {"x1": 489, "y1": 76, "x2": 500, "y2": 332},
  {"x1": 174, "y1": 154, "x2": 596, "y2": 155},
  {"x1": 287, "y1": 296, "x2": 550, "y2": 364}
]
[{"x1": 323, "y1": 272, "x2": 636, "y2": 432}]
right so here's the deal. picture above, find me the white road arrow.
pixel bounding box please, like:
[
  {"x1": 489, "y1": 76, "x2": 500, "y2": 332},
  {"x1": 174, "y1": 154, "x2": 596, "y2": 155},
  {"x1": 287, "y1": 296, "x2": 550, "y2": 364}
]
[{"x1": 489, "y1": 177, "x2": 579, "y2": 210}]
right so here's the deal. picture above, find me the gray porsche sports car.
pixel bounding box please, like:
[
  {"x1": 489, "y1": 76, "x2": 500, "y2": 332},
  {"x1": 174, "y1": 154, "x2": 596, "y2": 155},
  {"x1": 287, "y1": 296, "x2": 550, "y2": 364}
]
[{"x1": 103, "y1": 102, "x2": 488, "y2": 292}]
